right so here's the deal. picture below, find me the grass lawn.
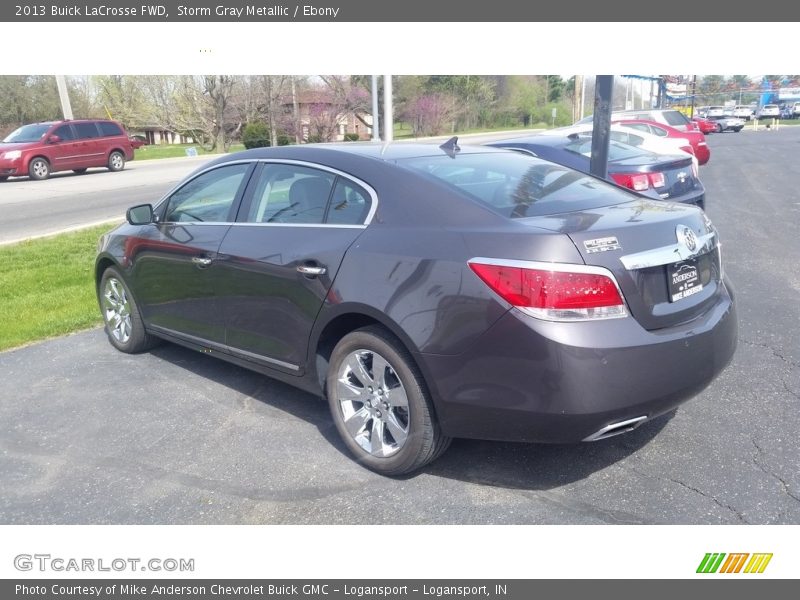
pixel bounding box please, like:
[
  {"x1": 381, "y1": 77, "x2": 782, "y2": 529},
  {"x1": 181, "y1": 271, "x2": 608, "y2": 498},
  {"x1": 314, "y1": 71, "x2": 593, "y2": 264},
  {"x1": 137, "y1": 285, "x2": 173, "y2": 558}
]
[
  {"x1": 134, "y1": 143, "x2": 245, "y2": 160},
  {"x1": 0, "y1": 225, "x2": 114, "y2": 351}
]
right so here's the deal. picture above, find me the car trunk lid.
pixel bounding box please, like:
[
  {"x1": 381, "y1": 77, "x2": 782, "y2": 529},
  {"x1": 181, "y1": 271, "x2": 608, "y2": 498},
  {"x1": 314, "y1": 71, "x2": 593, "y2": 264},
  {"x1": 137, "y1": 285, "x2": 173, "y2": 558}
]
[{"x1": 520, "y1": 199, "x2": 723, "y2": 331}]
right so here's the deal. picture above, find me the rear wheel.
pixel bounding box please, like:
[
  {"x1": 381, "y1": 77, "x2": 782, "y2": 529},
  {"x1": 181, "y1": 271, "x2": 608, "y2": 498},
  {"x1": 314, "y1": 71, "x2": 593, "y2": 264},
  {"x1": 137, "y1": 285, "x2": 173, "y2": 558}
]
[
  {"x1": 99, "y1": 267, "x2": 158, "y2": 353},
  {"x1": 0, "y1": 176, "x2": 8, "y2": 182},
  {"x1": 28, "y1": 157, "x2": 50, "y2": 180},
  {"x1": 327, "y1": 326, "x2": 451, "y2": 475},
  {"x1": 107, "y1": 151, "x2": 125, "y2": 172}
]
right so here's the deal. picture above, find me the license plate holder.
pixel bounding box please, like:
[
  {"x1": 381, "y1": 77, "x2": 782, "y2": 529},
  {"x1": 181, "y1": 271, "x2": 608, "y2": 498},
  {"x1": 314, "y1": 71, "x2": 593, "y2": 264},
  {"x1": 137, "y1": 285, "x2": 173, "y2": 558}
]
[{"x1": 668, "y1": 259, "x2": 703, "y2": 302}]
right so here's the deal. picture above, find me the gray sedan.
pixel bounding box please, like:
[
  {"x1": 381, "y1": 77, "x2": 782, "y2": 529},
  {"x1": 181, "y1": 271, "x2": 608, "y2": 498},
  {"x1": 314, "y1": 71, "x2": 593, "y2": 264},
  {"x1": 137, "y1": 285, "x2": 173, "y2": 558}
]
[{"x1": 95, "y1": 141, "x2": 737, "y2": 475}]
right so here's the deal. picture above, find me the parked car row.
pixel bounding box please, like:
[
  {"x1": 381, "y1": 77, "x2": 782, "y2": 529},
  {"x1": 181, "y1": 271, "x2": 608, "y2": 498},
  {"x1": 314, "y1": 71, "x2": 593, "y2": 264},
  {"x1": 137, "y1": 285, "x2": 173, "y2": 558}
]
[{"x1": 94, "y1": 108, "x2": 737, "y2": 475}]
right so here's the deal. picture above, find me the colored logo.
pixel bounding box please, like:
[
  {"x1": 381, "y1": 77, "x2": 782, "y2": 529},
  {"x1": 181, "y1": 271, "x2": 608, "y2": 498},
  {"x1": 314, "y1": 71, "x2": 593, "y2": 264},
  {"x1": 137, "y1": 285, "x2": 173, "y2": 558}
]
[{"x1": 696, "y1": 553, "x2": 773, "y2": 574}]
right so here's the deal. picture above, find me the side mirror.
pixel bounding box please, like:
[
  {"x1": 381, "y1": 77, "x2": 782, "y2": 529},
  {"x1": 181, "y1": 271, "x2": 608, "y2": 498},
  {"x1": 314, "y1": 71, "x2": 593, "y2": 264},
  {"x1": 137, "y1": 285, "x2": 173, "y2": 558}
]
[
  {"x1": 47, "y1": 135, "x2": 61, "y2": 144},
  {"x1": 126, "y1": 204, "x2": 154, "y2": 226}
]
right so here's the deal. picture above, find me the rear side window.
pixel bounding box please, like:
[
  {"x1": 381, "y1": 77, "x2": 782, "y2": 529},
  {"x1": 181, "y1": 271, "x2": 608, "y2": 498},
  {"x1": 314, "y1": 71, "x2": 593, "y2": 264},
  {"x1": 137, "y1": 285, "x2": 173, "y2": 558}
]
[
  {"x1": 73, "y1": 122, "x2": 100, "y2": 139},
  {"x1": 246, "y1": 164, "x2": 334, "y2": 224},
  {"x1": 399, "y1": 152, "x2": 632, "y2": 219},
  {"x1": 98, "y1": 122, "x2": 123, "y2": 136},
  {"x1": 327, "y1": 179, "x2": 372, "y2": 225}
]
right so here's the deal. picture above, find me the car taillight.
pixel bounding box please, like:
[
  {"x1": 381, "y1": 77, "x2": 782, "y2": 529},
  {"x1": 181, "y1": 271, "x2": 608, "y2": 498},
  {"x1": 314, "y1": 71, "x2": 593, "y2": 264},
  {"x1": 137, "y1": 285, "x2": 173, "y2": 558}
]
[
  {"x1": 611, "y1": 172, "x2": 649, "y2": 191},
  {"x1": 648, "y1": 172, "x2": 666, "y2": 188},
  {"x1": 468, "y1": 259, "x2": 628, "y2": 321}
]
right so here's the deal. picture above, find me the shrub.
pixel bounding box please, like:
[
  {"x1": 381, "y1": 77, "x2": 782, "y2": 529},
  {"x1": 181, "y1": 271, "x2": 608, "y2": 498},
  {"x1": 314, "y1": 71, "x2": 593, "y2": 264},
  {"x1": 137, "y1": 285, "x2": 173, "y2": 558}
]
[
  {"x1": 277, "y1": 135, "x2": 292, "y2": 146},
  {"x1": 343, "y1": 133, "x2": 360, "y2": 142},
  {"x1": 307, "y1": 135, "x2": 324, "y2": 144},
  {"x1": 242, "y1": 122, "x2": 270, "y2": 149}
]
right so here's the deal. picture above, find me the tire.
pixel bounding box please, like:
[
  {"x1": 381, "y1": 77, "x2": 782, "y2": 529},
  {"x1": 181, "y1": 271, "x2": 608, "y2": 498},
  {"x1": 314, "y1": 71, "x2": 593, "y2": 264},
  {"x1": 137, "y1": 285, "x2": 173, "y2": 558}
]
[
  {"x1": 73, "y1": 168, "x2": 88, "y2": 174},
  {"x1": 28, "y1": 157, "x2": 50, "y2": 180},
  {"x1": 734, "y1": 127, "x2": 743, "y2": 133},
  {"x1": 327, "y1": 325, "x2": 451, "y2": 475},
  {"x1": 99, "y1": 266, "x2": 159, "y2": 354},
  {"x1": 107, "y1": 151, "x2": 125, "y2": 172},
  {"x1": 716, "y1": 123, "x2": 723, "y2": 133},
  {"x1": 0, "y1": 176, "x2": 8, "y2": 182}
]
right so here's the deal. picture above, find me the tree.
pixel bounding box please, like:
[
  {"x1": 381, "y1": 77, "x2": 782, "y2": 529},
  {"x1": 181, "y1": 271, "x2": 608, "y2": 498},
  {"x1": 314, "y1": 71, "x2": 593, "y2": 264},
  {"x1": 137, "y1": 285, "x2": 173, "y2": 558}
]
[
  {"x1": 174, "y1": 75, "x2": 239, "y2": 152},
  {"x1": 403, "y1": 93, "x2": 458, "y2": 136}
]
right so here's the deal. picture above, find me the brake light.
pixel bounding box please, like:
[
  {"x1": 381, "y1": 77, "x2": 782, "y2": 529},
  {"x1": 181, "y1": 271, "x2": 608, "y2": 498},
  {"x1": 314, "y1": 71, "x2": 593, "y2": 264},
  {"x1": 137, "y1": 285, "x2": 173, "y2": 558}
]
[
  {"x1": 611, "y1": 172, "x2": 650, "y2": 191},
  {"x1": 468, "y1": 259, "x2": 627, "y2": 321},
  {"x1": 648, "y1": 172, "x2": 666, "y2": 188}
]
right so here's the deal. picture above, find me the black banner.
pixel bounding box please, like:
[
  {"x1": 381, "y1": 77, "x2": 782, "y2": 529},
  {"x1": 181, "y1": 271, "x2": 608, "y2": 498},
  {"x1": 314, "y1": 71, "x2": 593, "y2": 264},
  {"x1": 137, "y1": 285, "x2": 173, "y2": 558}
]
[
  {"x1": 3, "y1": 580, "x2": 798, "y2": 600},
  {"x1": 3, "y1": 0, "x2": 800, "y2": 22}
]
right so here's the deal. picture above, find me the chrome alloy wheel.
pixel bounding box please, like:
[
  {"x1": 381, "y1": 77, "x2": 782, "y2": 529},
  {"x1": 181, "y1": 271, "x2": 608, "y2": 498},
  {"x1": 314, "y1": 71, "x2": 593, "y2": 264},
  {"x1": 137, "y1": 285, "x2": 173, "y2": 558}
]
[
  {"x1": 102, "y1": 277, "x2": 132, "y2": 344},
  {"x1": 336, "y1": 349, "x2": 410, "y2": 457},
  {"x1": 110, "y1": 153, "x2": 124, "y2": 170}
]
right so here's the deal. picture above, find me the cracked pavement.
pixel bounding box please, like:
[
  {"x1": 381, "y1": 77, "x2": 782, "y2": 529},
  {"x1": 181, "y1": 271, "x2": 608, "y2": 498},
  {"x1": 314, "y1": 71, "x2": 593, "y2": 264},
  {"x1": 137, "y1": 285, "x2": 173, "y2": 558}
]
[{"x1": 0, "y1": 128, "x2": 798, "y2": 524}]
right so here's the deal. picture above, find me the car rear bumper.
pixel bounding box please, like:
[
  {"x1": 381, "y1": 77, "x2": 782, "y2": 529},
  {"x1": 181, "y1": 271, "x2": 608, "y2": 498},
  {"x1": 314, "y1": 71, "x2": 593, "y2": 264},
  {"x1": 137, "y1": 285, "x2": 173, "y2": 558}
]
[{"x1": 419, "y1": 280, "x2": 737, "y2": 443}]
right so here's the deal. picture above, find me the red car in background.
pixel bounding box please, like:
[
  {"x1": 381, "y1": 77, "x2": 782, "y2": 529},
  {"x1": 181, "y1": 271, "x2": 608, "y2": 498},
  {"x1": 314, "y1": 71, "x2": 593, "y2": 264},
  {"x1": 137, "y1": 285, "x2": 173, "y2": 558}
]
[
  {"x1": 691, "y1": 116, "x2": 717, "y2": 135},
  {"x1": 614, "y1": 119, "x2": 710, "y2": 166}
]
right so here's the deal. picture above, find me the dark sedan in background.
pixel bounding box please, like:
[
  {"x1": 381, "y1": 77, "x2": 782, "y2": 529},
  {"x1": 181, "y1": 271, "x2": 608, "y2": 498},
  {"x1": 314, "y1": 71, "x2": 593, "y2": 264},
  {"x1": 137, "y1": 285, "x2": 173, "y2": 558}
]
[
  {"x1": 96, "y1": 142, "x2": 737, "y2": 475},
  {"x1": 488, "y1": 134, "x2": 706, "y2": 209}
]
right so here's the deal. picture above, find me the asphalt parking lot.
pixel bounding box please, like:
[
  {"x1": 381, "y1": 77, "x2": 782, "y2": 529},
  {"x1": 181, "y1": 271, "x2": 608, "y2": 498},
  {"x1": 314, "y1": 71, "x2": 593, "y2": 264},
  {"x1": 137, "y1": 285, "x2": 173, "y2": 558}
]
[{"x1": 1, "y1": 127, "x2": 798, "y2": 524}]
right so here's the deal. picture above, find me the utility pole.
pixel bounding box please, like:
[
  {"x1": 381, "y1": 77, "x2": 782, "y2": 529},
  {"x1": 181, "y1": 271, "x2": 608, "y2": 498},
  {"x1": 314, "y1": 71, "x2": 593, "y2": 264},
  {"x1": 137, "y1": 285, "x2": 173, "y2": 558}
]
[
  {"x1": 371, "y1": 75, "x2": 380, "y2": 142},
  {"x1": 383, "y1": 75, "x2": 393, "y2": 142},
  {"x1": 291, "y1": 77, "x2": 300, "y2": 144},
  {"x1": 690, "y1": 75, "x2": 697, "y2": 117},
  {"x1": 580, "y1": 76, "x2": 587, "y2": 119},
  {"x1": 590, "y1": 75, "x2": 614, "y2": 180},
  {"x1": 55, "y1": 75, "x2": 73, "y2": 120}
]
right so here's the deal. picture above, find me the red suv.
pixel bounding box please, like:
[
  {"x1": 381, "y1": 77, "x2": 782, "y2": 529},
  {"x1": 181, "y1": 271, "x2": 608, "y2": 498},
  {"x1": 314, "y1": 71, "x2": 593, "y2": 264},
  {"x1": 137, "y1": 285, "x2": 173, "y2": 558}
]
[{"x1": 0, "y1": 119, "x2": 134, "y2": 181}]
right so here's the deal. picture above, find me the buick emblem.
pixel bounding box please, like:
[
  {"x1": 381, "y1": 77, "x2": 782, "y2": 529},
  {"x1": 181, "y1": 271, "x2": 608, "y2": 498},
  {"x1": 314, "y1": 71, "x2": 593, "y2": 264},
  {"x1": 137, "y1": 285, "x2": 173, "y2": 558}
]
[
  {"x1": 676, "y1": 224, "x2": 698, "y2": 252},
  {"x1": 677, "y1": 172, "x2": 688, "y2": 183}
]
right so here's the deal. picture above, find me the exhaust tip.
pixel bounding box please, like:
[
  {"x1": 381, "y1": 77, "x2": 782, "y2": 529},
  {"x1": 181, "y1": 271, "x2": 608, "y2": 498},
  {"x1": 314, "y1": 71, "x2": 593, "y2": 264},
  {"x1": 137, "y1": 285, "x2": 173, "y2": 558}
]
[{"x1": 583, "y1": 416, "x2": 648, "y2": 442}]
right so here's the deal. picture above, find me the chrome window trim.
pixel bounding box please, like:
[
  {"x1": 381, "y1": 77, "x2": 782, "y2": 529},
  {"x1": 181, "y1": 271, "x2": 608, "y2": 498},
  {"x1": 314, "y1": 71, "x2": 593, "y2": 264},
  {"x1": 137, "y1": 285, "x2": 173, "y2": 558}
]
[
  {"x1": 619, "y1": 231, "x2": 717, "y2": 270},
  {"x1": 155, "y1": 158, "x2": 379, "y2": 227}
]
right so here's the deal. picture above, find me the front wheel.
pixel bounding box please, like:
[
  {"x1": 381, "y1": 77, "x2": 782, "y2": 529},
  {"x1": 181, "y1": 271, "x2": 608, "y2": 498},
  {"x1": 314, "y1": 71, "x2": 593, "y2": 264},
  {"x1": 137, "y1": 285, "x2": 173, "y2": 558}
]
[
  {"x1": 99, "y1": 267, "x2": 158, "y2": 353},
  {"x1": 107, "y1": 151, "x2": 125, "y2": 172},
  {"x1": 28, "y1": 157, "x2": 50, "y2": 180},
  {"x1": 327, "y1": 326, "x2": 451, "y2": 475},
  {"x1": 716, "y1": 123, "x2": 724, "y2": 133}
]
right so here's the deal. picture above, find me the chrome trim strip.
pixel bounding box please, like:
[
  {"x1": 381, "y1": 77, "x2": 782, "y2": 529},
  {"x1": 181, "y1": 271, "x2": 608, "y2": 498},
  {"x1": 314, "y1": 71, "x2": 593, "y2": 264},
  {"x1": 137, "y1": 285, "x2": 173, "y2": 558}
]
[
  {"x1": 583, "y1": 416, "x2": 647, "y2": 442},
  {"x1": 154, "y1": 157, "x2": 379, "y2": 226},
  {"x1": 619, "y1": 231, "x2": 716, "y2": 270},
  {"x1": 148, "y1": 325, "x2": 301, "y2": 372}
]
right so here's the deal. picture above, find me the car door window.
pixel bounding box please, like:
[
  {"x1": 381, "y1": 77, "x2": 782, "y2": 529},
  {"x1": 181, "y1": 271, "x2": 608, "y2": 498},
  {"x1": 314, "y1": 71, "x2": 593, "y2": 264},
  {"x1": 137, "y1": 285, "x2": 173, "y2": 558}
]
[
  {"x1": 52, "y1": 124, "x2": 76, "y2": 141},
  {"x1": 163, "y1": 163, "x2": 250, "y2": 223},
  {"x1": 73, "y1": 122, "x2": 100, "y2": 140},
  {"x1": 246, "y1": 164, "x2": 334, "y2": 224}
]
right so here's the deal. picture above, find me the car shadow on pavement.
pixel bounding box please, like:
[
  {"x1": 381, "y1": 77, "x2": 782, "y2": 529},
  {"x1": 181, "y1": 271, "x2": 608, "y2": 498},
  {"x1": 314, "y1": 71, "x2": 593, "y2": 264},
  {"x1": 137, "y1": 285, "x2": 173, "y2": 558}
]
[{"x1": 148, "y1": 341, "x2": 674, "y2": 491}]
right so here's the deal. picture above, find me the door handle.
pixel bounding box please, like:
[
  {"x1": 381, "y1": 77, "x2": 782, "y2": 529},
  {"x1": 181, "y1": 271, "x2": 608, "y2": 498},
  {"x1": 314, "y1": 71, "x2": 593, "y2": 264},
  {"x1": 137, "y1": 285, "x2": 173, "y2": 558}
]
[
  {"x1": 296, "y1": 265, "x2": 326, "y2": 276},
  {"x1": 192, "y1": 256, "x2": 213, "y2": 267}
]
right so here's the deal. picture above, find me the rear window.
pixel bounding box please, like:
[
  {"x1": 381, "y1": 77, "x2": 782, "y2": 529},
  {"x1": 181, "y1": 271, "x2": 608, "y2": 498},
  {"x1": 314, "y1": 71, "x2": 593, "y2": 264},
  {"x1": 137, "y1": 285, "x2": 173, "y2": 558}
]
[
  {"x1": 398, "y1": 152, "x2": 632, "y2": 219},
  {"x1": 663, "y1": 111, "x2": 691, "y2": 126},
  {"x1": 563, "y1": 138, "x2": 648, "y2": 161},
  {"x1": 98, "y1": 122, "x2": 123, "y2": 136}
]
